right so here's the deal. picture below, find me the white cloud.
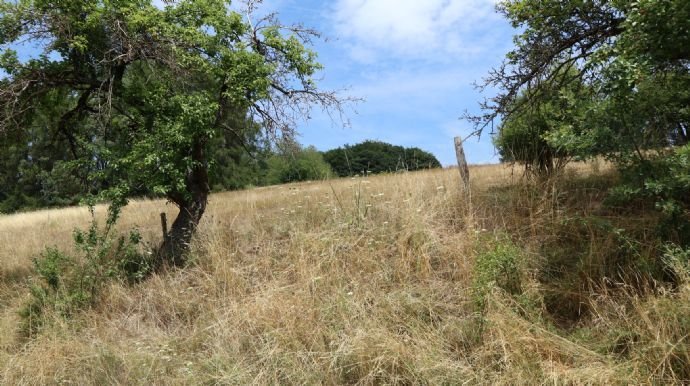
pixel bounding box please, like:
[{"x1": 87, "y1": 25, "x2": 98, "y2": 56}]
[{"x1": 331, "y1": 0, "x2": 500, "y2": 61}]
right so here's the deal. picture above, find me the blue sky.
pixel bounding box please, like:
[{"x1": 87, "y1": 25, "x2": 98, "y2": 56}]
[
  {"x1": 257, "y1": 0, "x2": 516, "y2": 165},
  {"x1": 4, "y1": 0, "x2": 517, "y2": 165}
]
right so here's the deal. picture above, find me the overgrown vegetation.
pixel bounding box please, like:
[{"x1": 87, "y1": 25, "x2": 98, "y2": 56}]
[
  {"x1": 485, "y1": 0, "x2": 689, "y2": 248},
  {"x1": 20, "y1": 207, "x2": 150, "y2": 337},
  {"x1": 0, "y1": 163, "x2": 690, "y2": 384}
]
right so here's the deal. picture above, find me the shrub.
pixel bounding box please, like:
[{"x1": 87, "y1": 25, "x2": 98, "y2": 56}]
[
  {"x1": 20, "y1": 207, "x2": 151, "y2": 336},
  {"x1": 472, "y1": 236, "x2": 524, "y2": 311},
  {"x1": 264, "y1": 145, "x2": 333, "y2": 184},
  {"x1": 609, "y1": 145, "x2": 690, "y2": 247}
]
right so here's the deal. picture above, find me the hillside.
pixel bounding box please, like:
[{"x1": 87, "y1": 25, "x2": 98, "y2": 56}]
[{"x1": 1, "y1": 163, "x2": 688, "y2": 384}]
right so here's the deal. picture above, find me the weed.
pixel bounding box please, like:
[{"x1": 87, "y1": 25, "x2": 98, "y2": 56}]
[
  {"x1": 663, "y1": 243, "x2": 690, "y2": 286},
  {"x1": 19, "y1": 207, "x2": 151, "y2": 337},
  {"x1": 472, "y1": 235, "x2": 524, "y2": 311}
]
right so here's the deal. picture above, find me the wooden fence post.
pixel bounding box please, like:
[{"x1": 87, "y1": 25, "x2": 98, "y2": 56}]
[
  {"x1": 160, "y1": 212, "x2": 169, "y2": 244},
  {"x1": 160, "y1": 213, "x2": 168, "y2": 237},
  {"x1": 454, "y1": 136, "x2": 470, "y2": 194}
]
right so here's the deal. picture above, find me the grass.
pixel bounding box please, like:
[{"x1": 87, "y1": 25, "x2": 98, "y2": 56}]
[{"x1": 1, "y1": 162, "x2": 689, "y2": 384}]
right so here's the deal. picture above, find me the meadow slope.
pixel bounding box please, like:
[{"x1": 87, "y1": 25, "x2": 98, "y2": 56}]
[{"x1": 1, "y1": 163, "x2": 689, "y2": 384}]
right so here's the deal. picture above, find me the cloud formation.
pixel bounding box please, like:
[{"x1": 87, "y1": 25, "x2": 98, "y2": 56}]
[{"x1": 331, "y1": 0, "x2": 500, "y2": 61}]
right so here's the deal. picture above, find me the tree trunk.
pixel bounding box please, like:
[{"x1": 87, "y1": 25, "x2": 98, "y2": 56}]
[
  {"x1": 159, "y1": 138, "x2": 209, "y2": 267},
  {"x1": 537, "y1": 148, "x2": 555, "y2": 177},
  {"x1": 158, "y1": 84, "x2": 226, "y2": 267},
  {"x1": 160, "y1": 193, "x2": 207, "y2": 267}
]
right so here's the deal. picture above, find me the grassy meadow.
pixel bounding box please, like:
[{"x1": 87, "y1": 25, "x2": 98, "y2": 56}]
[{"x1": 1, "y1": 162, "x2": 689, "y2": 384}]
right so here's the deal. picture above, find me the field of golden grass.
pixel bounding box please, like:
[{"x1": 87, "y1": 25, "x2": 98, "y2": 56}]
[{"x1": 1, "y1": 162, "x2": 689, "y2": 384}]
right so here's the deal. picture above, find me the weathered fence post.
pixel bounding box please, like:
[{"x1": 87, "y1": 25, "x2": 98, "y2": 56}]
[
  {"x1": 454, "y1": 136, "x2": 470, "y2": 194},
  {"x1": 160, "y1": 212, "x2": 169, "y2": 255},
  {"x1": 160, "y1": 213, "x2": 168, "y2": 238}
]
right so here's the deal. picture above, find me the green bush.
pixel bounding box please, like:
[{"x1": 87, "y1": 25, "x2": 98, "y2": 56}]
[
  {"x1": 609, "y1": 145, "x2": 690, "y2": 247},
  {"x1": 20, "y1": 207, "x2": 151, "y2": 337},
  {"x1": 323, "y1": 140, "x2": 441, "y2": 177},
  {"x1": 472, "y1": 236, "x2": 524, "y2": 311},
  {"x1": 264, "y1": 145, "x2": 333, "y2": 184}
]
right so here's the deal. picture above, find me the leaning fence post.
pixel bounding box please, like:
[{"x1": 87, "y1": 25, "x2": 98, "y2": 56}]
[{"x1": 454, "y1": 136, "x2": 470, "y2": 194}]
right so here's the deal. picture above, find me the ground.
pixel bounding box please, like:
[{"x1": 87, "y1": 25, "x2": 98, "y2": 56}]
[{"x1": 1, "y1": 163, "x2": 689, "y2": 384}]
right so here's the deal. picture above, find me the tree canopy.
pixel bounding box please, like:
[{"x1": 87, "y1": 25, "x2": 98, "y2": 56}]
[
  {"x1": 0, "y1": 0, "x2": 347, "y2": 264},
  {"x1": 493, "y1": 67, "x2": 590, "y2": 176},
  {"x1": 478, "y1": 0, "x2": 689, "y2": 147},
  {"x1": 322, "y1": 140, "x2": 441, "y2": 177},
  {"x1": 482, "y1": 0, "x2": 690, "y2": 244},
  {"x1": 263, "y1": 140, "x2": 333, "y2": 184}
]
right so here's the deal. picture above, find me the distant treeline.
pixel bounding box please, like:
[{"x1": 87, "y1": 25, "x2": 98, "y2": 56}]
[
  {"x1": 0, "y1": 138, "x2": 440, "y2": 214},
  {"x1": 322, "y1": 140, "x2": 441, "y2": 177}
]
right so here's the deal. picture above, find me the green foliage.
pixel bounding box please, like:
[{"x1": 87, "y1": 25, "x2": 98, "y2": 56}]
[
  {"x1": 20, "y1": 207, "x2": 151, "y2": 337},
  {"x1": 208, "y1": 109, "x2": 266, "y2": 191},
  {"x1": 0, "y1": 0, "x2": 342, "y2": 261},
  {"x1": 0, "y1": 90, "x2": 90, "y2": 213},
  {"x1": 264, "y1": 143, "x2": 333, "y2": 184},
  {"x1": 472, "y1": 236, "x2": 524, "y2": 310},
  {"x1": 609, "y1": 145, "x2": 690, "y2": 247},
  {"x1": 619, "y1": 0, "x2": 690, "y2": 66},
  {"x1": 486, "y1": 0, "x2": 690, "y2": 174},
  {"x1": 495, "y1": 68, "x2": 592, "y2": 176},
  {"x1": 322, "y1": 140, "x2": 441, "y2": 177}
]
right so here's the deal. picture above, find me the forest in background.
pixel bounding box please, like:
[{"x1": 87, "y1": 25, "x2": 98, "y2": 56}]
[{"x1": 0, "y1": 135, "x2": 440, "y2": 214}]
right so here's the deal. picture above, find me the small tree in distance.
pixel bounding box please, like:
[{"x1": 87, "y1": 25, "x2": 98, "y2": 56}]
[{"x1": 264, "y1": 140, "x2": 333, "y2": 184}]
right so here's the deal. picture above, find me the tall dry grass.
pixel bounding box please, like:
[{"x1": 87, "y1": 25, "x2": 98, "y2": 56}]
[{"x1": 1, "y1": 162, "x2": 688, "y2": 384}]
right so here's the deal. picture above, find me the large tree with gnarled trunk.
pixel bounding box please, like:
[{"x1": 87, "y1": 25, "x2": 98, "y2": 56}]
[{"x1": 0, "y1": 0, "x2": 347, "y2": 265}]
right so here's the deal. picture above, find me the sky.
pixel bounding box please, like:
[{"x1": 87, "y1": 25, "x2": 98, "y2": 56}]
[
  {"x1": 4, "y1": 0, "x2": 517, "y2": 165},
  {"x1": 255, "y1": 0, "x2": 516, "y2": 165}
]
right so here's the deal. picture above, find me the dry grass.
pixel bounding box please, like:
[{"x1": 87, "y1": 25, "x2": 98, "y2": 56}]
[{"x1": 1, "y1": 161, "x2": 688, "y2": 384}]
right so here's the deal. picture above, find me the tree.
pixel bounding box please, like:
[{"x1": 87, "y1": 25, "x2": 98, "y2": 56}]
[
  {"x1": 494, "y1": 68, "x2": 590, "y2": 177},
  {"x1": 263, "y1": 140, "x2": 333, "y2": 184},
  {"x1": 323, "y1": 140, "x2": 441, "y2": 177},
  {"x1": 473, "y1": 0, "x2": 689, "y2": 150},
  {"x1": 0, "y1": 0, "x2": 347, "y2": 265},
  {"x1": 475, "y1": 0, "x2": 690, "y2": 244}
]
